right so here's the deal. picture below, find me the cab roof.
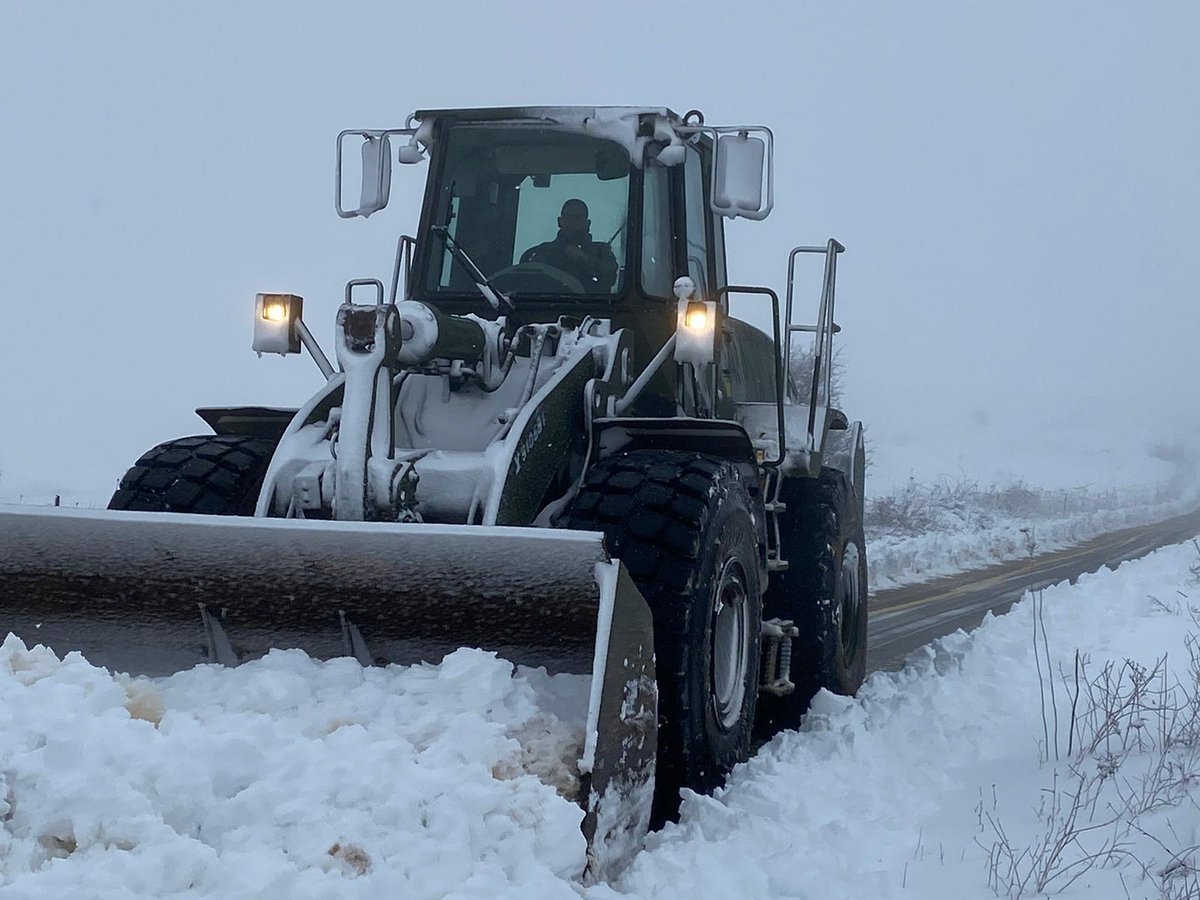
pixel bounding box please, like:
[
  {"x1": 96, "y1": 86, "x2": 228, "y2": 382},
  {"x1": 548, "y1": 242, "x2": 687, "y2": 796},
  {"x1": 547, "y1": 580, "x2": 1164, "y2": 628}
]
[{"x1": 412, "y1": 106, "x2": 683, "y2": 125}]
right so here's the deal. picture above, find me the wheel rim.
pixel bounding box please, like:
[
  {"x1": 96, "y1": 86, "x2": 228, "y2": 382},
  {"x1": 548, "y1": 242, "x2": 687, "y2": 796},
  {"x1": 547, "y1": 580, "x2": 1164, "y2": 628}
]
[
  {"x1": 837, "y1": 542, "x2": 864, "y2": 659},
  {"x1": 711, "y1": 556, "x2": 751, "y2": 731}
]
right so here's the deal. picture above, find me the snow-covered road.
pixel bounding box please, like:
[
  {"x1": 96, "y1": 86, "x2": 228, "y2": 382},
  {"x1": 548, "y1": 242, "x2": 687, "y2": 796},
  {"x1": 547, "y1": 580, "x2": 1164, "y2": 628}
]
[
  {"x1": 3, "y1": 537, "x2": 1200, "y2": 898},
  {"x1": 868, "y1": 506, "x2": 1200, "y2": 671}
]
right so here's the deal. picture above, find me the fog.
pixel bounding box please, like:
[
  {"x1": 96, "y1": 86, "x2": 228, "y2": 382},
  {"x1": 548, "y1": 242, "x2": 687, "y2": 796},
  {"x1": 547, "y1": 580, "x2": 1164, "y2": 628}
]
[{"x1": 2, "y1": 1, "x2": 1197, "y2": 503}]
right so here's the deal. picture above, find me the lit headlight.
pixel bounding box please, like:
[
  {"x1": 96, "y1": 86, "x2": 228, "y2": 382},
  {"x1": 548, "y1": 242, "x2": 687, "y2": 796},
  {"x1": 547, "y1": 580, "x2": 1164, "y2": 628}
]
[
  {"x1": 253, "y1": 292, "x2": 304, "y2": 356},
  {"x1": 675, "y1": 298, "x2": 717, "y2": 366},
  {"x1": 684, "y1": 303, "x2": 710, "y2": 331}
]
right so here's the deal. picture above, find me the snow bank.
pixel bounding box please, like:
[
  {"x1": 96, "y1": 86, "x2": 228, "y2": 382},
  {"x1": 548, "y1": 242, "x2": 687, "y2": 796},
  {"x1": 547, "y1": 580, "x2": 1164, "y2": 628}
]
[
  {"x1": 603, "y1": 539, "x2": 1200, "y2": 899},
  {"x1": 0, "y1": 646, "x2": 588, "y2": 899}
]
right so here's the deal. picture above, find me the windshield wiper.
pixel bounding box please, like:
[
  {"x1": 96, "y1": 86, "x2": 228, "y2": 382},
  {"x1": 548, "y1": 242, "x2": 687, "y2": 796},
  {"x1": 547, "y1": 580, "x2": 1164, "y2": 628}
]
[{"x1": 430, "y1": 225, "x2": 516, "y2": 318}]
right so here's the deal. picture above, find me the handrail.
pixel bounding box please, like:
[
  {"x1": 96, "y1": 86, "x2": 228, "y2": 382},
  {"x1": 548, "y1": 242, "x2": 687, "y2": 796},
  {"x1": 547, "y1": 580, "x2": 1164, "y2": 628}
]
[
  {"x1": 784, "y1": 239, "x2": 844, "y2": 450},
  {"x1": 389, "y1": 234, "x2": 416, "y2": 305}
]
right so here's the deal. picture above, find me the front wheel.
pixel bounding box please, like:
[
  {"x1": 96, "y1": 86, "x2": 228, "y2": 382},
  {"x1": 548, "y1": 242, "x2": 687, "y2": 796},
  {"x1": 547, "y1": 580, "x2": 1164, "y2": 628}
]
[
  {"x1": 108, "y1": 435, "x2": 275, "y2": 515},
  {"x1": 565, "y1": 450, "x2": 764, "y2": 825}
]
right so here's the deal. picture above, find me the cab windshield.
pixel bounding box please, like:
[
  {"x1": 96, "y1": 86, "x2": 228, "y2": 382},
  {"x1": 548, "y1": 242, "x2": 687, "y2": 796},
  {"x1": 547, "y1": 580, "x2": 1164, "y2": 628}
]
[{"x1": 422, "y1": 125, "x2": 631, "y2": 298}]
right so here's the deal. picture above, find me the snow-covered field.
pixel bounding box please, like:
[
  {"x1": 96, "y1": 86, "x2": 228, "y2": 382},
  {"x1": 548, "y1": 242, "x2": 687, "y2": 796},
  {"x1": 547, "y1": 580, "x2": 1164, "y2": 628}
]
[
  {"x1": 867, "y1": 477, "x2": 1200, "y2": 593},
  {"x1": 859, "y1": 414, "x2": 1200, "y2": 593},
  {"x1": 4, "y1": 534, "x2": 1200, "y2": 897}
]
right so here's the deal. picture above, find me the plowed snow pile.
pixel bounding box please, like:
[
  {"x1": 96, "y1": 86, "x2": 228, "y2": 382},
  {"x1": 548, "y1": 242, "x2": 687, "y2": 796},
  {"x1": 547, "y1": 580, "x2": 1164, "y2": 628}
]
[
  {"x1": 3, "y1": 538, "x2": 1200, "y2": 898},
  {"x1": 0, "y1": 646, "x2": 589, "y2": 898}
]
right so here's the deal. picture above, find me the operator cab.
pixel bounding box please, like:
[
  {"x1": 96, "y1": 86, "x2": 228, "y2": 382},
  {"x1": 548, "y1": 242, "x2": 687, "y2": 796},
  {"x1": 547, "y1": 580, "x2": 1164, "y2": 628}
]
[{"x1": 406, "y1": 107, "x2": 757, "y2": 324}]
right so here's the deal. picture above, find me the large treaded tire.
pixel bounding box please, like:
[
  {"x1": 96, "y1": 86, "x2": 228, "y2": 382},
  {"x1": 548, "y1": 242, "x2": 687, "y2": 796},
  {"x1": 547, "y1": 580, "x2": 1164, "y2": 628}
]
[
  {"x1": 565, "y1": 450, "x2": 763, "y2": 825},
  {"x1": 756, "y1": 467, "x2": 868, "y2": 735},
  {"x1": 108, "y1": 435, "x2": 276, "y2": 515}
]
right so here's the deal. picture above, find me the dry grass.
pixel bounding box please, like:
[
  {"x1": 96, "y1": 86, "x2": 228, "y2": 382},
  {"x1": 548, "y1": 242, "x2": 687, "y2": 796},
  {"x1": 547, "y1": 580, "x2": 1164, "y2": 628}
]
[{"x1": 980, "y1": 596, "x2": 1200, "y2": 898}]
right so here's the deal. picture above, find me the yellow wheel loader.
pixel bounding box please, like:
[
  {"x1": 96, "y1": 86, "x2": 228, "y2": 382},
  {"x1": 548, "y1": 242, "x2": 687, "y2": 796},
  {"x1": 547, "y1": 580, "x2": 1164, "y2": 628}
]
[{"x1": 0, "y1": 106, "x2": 868, "y2": 880}]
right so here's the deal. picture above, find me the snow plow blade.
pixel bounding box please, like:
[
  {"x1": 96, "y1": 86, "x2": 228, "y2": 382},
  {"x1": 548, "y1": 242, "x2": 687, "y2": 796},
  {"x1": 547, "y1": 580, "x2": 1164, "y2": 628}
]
[{"x1": 0, "y1": 505, "x2": 656, "y2": 879}]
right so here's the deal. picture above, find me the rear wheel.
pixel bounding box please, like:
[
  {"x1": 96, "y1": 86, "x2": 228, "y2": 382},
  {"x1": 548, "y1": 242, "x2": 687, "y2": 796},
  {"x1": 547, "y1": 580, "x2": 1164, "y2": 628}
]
[
  {"x1": 756, "y1": 468, "x2": 868, "y2": 735},
  {"x1": 109, "y1": 435, "x2": 275, "y2": 515},
  {"x1": 565, "y1": 450, "x2": 763, "y2": 825}
]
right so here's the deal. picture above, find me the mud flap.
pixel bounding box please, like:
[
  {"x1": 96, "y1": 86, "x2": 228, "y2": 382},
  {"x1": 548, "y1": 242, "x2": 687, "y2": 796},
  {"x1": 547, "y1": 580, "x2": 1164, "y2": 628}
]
[{"x1": 0, "y1": 505, "x2": 657, "y2": 878}]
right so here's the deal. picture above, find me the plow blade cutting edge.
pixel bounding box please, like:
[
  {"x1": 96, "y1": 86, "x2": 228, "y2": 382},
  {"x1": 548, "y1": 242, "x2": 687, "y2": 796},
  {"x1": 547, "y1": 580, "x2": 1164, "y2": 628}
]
[{"x1": 0, "y1": 505, "x2": 657, "y2": 880}]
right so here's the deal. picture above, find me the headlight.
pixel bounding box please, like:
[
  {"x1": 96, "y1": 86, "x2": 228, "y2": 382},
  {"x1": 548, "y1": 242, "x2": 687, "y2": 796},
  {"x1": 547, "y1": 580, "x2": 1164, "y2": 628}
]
[
  {"x1": 262, "y1": 300, "x2": 290, "y2": 322},
  {"x1": 675, "y1": 298, "x2": 717, "y2": 366},
  {"x1": 253, "y1": 292, "x2": 304, "y2": 356},
  {"x1": 684, "y1": 303, "x2": 710, "y2": 331}
]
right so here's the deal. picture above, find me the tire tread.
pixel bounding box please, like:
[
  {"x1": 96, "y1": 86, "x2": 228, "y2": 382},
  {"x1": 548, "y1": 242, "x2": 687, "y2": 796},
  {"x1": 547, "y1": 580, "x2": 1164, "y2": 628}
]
[
  {"x1": 108, "y1": 435, "x2": 276, "y2": 516},
  {"x1": 566, "y1": 449, "x2": 762, "y2": 824}
]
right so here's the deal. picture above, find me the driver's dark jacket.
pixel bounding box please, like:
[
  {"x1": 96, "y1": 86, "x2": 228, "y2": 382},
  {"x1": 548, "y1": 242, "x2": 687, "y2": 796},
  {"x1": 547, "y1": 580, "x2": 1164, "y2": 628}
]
[{"x1": 519, "y1": 231, "x2": 619, "y2": 292}]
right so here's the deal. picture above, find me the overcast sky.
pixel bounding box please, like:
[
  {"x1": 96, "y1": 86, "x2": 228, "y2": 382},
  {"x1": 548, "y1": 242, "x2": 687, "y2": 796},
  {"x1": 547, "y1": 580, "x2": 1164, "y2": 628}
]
[{"x1": 1, "y1": 1, "x2": 1197, "y2": 502}]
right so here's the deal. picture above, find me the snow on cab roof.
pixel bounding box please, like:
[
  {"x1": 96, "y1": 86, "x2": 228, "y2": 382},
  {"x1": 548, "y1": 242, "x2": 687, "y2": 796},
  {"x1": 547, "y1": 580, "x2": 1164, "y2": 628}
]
[
  {"x1": 411, "y1": 105, "x2": 683, "y2": 124},
  {"x1": 409, "y1": 106, "x2": 690, "y2": 167}
]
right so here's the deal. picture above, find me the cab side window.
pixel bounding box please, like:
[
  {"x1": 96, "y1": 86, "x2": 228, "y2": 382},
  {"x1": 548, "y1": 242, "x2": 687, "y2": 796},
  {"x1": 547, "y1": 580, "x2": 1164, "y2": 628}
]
[{"x1": 641, "y1": 161, "x2": 675, "y2": 298}]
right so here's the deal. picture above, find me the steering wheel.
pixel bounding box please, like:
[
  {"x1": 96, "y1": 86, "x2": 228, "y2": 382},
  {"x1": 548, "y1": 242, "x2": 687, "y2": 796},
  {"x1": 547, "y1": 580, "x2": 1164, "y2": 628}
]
[{"x1": 489, "y1": 262, "x2": 587, "y2": 295}]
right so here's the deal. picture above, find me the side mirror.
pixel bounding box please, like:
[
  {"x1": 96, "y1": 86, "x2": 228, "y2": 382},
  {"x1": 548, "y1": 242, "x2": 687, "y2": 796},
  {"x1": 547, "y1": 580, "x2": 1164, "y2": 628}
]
[
  {"x1": 398, "y1": 139, "x2": 425, "y2": 165},
  {"x1": 359, "y1": 135, "x2": 392, "y2": 215},
  {"x1": 712, "y1": 130, "x2": 773, "y2": 220},
  {"x1": 336, "y1": 132, "x2": 393, "y2": 219}
]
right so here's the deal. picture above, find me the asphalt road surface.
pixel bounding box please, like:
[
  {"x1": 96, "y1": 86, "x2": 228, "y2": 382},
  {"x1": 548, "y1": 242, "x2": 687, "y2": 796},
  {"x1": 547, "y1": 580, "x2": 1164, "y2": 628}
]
[{"x1": 867, "y1": 507, "x2": 1200, "y2": 673}]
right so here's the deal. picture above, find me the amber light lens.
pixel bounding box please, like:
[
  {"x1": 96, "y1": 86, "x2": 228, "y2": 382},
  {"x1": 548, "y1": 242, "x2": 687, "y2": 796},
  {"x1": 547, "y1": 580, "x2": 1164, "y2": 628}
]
[
  {"x1": 263, "y1": 301, "x2": 289, "y2": 321},
  {"x1": 684, "y1": 306, "x2": 709, "y2": 330}
]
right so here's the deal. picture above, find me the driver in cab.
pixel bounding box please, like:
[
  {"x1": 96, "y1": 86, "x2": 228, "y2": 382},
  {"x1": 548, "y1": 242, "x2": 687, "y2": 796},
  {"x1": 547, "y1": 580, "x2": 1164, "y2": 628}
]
[{"x1": 520, "y1": 199, "x2": 618, "y2": 292}]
